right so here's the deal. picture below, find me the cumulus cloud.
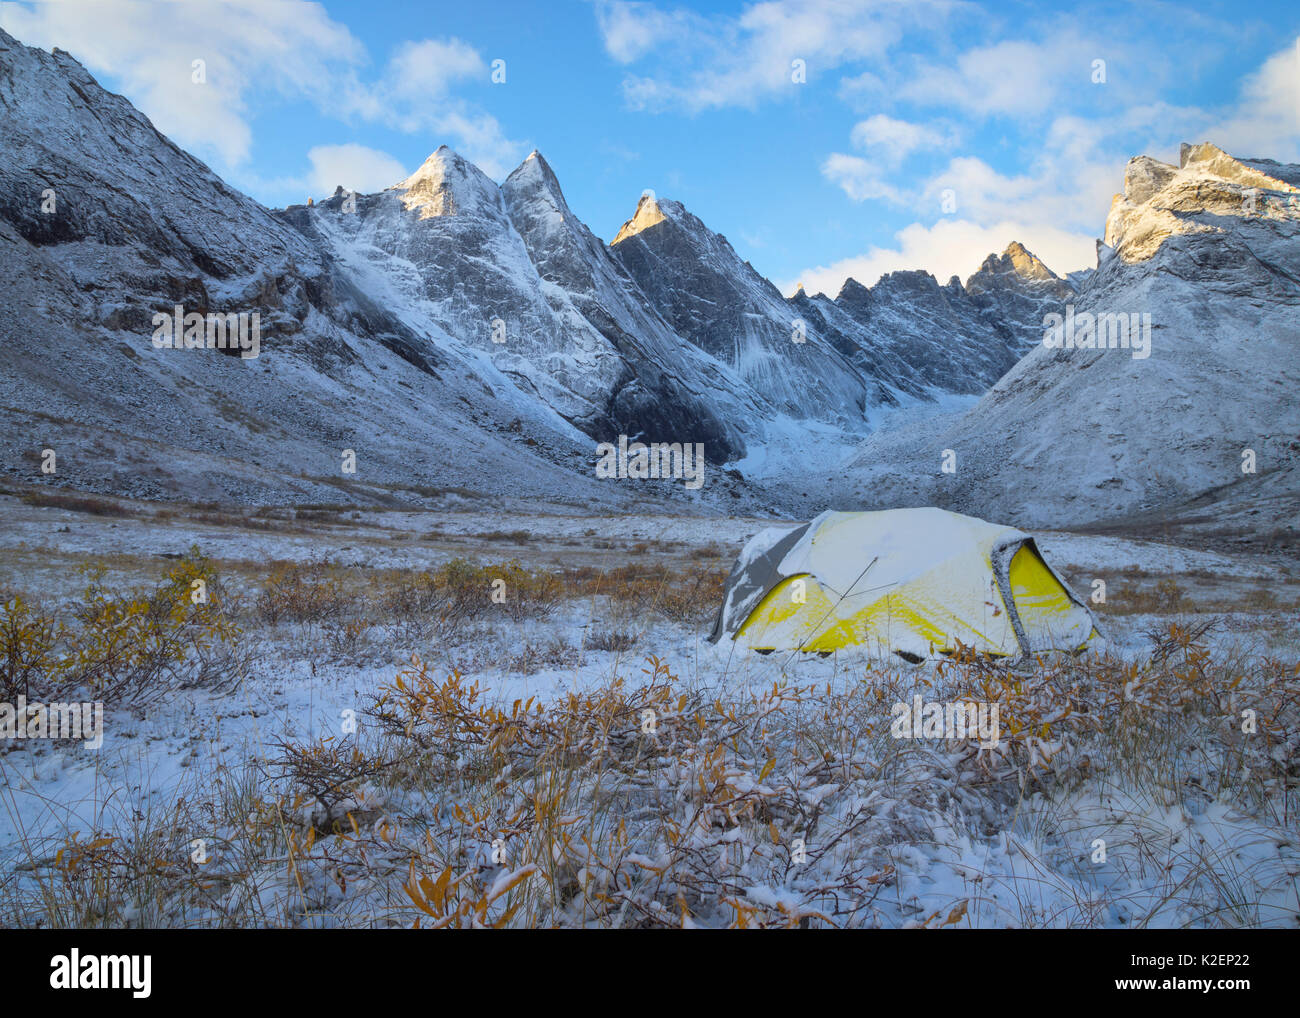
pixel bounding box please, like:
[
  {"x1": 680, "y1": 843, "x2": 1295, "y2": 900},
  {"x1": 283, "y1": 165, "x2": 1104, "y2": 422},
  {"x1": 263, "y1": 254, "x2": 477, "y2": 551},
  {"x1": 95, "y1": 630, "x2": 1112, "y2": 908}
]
[
  {"x1": 1203, "y1": 39, "x2": 1300, "y2": 163},
  {"x1": 595, "y1": 0, "x2": 693, "y2": 64},
  {"x1": 822, "y1": 114, "x2": 958, "y2": 202},
  {"x1": 821, "y1": 153, "x2": 903, "y2": 203},
  {"x1": 0, "y1": 0, "x2": 523, "y2": 180},
  {"x1": 896, "y1": 38, "x2": 1090, "y2": 118},
  {"x1": 346, "y1": 39, "x2": 523, "y2": 178},
  {"x1": 384, "y1": 38, "x2": 485, "y2": 100},
  {"x1": 304, "y1": 144, "x2": 410, "y2": 197},
  {"x1": 849, "y1": 114, "x2": 955, "y2": 163},
  {"x1": 597, "y1": 0, "x2": 952, "y2": 112}
]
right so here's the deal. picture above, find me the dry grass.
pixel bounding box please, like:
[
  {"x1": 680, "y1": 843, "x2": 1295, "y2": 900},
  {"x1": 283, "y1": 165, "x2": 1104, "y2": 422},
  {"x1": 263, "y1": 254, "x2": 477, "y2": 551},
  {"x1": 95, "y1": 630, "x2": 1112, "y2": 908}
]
[
  {"x1": 3, "y1": 540, "x2": 1298, "y2": 929},
  {"x1": 0, "y1": 547, "x2": 245, "y2": 709},
  {"x1": 3, "y1": 618, "x2": 1296, "y2": 929},
  {"x1": 20, "y1": 491, "x2": 133, "y2": 516}
]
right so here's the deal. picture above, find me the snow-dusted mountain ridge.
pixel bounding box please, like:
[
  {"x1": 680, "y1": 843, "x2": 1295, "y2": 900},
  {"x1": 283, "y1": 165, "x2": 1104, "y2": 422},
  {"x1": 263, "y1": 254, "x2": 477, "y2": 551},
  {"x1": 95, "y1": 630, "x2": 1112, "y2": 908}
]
[
  {"x1": 2, "y1": 26, "x2": 1293, "y2": 541},
  {"x1": 835, "y1": 142, "x2": 1300, "y2": 542},
  {"x1": 0, "y1": 26, "x2": 1071, "y2": 506}
]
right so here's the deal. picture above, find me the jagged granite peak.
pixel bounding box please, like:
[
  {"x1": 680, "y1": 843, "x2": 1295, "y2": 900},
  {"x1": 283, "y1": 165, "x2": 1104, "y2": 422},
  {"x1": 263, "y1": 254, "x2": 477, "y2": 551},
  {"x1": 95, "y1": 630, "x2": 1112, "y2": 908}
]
[
  {"x1": 505, "y1": 149, "x2": 566, "y2": 202},
  {"x1": 394, "y1": 144, "x2": 504, "y2": 220},
  {"x1": 961, "y1": 242, "x2": 1077, "y2": 363},
  {"x1": 286, "y1": 143, "x2": 757, "y2": 462},
  {"x1": 1105, "y1": 142, "x2": 1300, "y2": 263},
  {"x1": 499, "y1": 149, "x2": 753, "y2": 460},
  {"x1": 828, "y1": 266, "x2": 1058, "y2": 395},
  {"x1": 1180, "y1": 141, "x2": 1300, "y2": 188},
  {"x1": 966, "y1": 241, "x2": 1070, "y2": 296},
  {"x1": 501, "y1": 148, "x2": 584, "y2": 258},
  {"x1": 611, "y1": 192, "x2": 669, "y2": 244},
  {"x1": 608, "y1": 191, "x2": 874, "y2": 422}
]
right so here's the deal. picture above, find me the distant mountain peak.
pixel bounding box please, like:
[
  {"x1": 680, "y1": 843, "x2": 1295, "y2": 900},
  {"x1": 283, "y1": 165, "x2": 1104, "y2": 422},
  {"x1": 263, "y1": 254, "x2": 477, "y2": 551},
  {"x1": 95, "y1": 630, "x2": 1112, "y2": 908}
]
[
  {"x1": 515, "y1": 148, "x2": 551, "y2": 174},
  {"x1": 394, "y1": 145, "x2": 500, "y2": 219},
  {"x1": 504, "y1": 148, "x2": 566, "y2": 204},
  {"x1": 965, "y1": 241, "x2": 1068, "y2": 299},
  {"x1": 611, "y1": 192, "x2": 669, "y2": 245}
]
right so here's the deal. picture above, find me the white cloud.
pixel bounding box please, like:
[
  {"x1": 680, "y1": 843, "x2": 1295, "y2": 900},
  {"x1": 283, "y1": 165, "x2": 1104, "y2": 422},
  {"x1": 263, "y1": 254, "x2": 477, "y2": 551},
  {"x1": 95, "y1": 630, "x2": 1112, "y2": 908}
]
[
  {"x1": 0, "y1": 0, "x2": 523, "y2": 179},
  {"x1": 305, "y1": 144, "x2": 410, "y2": 197},
  {"x1": 823, "y1": 114, "x2": 958, "y2": 199},
  {"x1": 849, "y1": 114, "x2": 954, "y2": 164},
  {"x1": 897, "y1": 38, "x2": 1080, "y2": 118},
  {"x1": 597, "y1": 0, "x2": 953, "y2": 112},
  {"x1": 917, "y1": 154, "x2": 1118, "y2": 232},
  {"x1": 595, "y1": 0, "x2": 692, "y2": 64},
  {"x1": 333, "y1": 36, "x2": 524, "y2": 178},
  {"x1": 384, "y1": 38, "x2": 484, "y2": 99},
  {"x1": 821, "y1": 153, "x2": 903, "y2": 203},
  {"x1": 785, "y1": 218, "x2": 1096, "y2": 298},
  {"x1": 1204, "y1": 39, "x2": 1300, "y2": 163}
]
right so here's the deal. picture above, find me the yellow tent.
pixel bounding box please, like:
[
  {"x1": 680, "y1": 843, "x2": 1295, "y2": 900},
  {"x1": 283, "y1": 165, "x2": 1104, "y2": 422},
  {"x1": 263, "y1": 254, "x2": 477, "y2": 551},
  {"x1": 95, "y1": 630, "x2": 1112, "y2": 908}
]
[{"x1": 708, "y1": 508, "x2": 1098, "y2": 660}]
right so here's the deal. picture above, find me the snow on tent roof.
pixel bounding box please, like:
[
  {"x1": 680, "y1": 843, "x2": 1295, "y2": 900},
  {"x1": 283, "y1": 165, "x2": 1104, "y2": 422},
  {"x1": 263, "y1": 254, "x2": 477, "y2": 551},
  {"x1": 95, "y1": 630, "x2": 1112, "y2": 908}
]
[{"x1": 709, "y1": 508, "x2": 1098, "y2": 660}]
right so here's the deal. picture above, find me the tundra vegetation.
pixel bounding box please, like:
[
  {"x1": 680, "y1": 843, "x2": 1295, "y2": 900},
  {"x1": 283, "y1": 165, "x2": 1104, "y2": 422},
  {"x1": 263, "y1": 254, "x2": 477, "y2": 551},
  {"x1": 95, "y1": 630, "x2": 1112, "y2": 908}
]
[{"x1": 0, "y1": 518, "x2": 1297, "y2": 929}]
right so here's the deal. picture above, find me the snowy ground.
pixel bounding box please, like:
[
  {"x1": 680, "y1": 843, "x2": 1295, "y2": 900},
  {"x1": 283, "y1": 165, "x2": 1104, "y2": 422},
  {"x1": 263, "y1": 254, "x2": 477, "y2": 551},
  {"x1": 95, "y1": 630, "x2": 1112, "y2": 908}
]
[{"x1": 1, "y1": 495, "x2": 1297, "y2": 928}]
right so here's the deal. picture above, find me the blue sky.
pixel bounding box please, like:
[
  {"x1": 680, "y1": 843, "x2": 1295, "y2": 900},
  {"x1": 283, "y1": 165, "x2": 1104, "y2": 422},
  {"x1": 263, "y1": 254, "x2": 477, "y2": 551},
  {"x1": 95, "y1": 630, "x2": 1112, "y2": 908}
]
[{"x1": 2, "y1": 0, "x2": 1297, "y2": 295}]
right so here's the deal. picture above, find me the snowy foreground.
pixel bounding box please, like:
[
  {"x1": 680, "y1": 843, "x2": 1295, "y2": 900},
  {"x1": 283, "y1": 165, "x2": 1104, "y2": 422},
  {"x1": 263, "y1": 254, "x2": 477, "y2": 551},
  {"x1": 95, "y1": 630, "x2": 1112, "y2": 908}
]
[{"x1": 1, "y1": 496, "x2": 1297, "y2": 929}]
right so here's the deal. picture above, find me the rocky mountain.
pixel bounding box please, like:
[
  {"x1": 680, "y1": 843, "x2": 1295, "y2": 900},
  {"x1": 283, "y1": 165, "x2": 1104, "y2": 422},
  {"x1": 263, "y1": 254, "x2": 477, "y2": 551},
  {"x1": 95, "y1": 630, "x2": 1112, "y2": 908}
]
[
  {"x1": 608, "y1": 194, "x2": 874, "y2": 422},
  {"x1": 838, "y1": 143, "x2": 1300, "y2": 546},
  {"x1": 0, "y1": 29, "x2": 627, "y2": 508},
  {"x1": 0, "y1": 26, "x2": 1076, "y2": 509},
  {"x1": 797, "y1": 243, "x2": 1076, "y2": 399},
  {"x1": 966, "y1": 241, "x2": 1077, "y2": 345},
  {"x1": 287, "y1": 148, "x2": 758, "y2": 465},
  {"x1": 611, "y1": 194, "x2": 1077, "y2": 411}
]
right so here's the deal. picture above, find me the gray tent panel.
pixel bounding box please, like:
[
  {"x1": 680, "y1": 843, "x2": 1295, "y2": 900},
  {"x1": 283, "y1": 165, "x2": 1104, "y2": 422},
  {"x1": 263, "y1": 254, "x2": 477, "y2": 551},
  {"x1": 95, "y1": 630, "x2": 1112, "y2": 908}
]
[{"x1": 707, "y1": 521, "x2": 811, "y2": 644}]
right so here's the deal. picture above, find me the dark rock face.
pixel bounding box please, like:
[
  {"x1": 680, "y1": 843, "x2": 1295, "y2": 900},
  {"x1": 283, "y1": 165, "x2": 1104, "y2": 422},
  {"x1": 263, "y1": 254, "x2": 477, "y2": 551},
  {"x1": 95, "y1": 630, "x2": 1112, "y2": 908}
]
[
  {"x1": 610, "y1": 196, "x2": 1075, "y2": 421},
  {"x1": 807, "y1": 249, "x2": 1078, "y2": 398},
  {"x1": 500, "y1": 153, "x2": 750, "y2": 461},
  {"x1": 609, "y1": 196, "x2": 873, "y2": 423}
]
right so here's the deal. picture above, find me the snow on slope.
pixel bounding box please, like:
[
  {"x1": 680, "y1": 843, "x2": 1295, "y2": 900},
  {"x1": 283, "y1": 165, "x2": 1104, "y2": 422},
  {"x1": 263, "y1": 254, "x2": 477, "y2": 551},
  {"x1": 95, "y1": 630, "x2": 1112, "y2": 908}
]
[
  {"x1": 291, "y1": 148, "x2": 762, "y2": 463},
  {"x1": 838, "y1": 143, "x2": 1300, "y2": 536},
  {"x1": 0, "y1": 30, "x2": 713, "y2": 511},
  {"x1": 0, "y1": 23, "x2": 1174, "y2": 522},
  {"x1": 610, "y1": 194, "x2": 875, "y2": 422}
]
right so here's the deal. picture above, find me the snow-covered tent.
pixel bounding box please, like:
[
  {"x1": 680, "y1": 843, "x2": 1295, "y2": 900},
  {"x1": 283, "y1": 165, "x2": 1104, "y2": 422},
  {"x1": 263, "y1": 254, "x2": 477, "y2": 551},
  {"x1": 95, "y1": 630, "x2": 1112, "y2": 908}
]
[{"x1": 708, "y1": 508, "x2": 1098, "y2": 659}]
